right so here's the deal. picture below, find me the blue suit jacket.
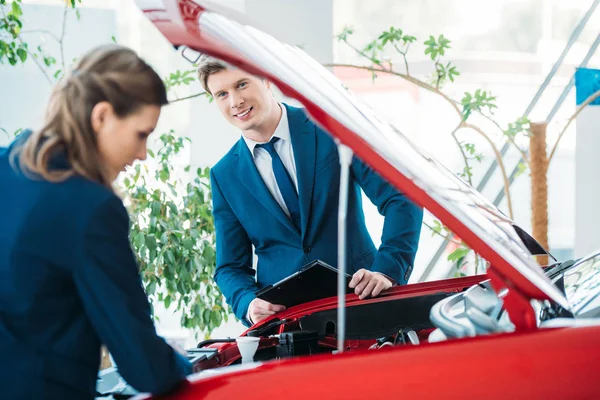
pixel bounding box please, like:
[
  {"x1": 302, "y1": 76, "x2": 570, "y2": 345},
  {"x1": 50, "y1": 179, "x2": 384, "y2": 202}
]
[
  {"x1": 211, "y1": 104, "x2": 423, "y2": 325},
  {"x1": 0, "y1": 133, "x2": 191, "y2": 399}
]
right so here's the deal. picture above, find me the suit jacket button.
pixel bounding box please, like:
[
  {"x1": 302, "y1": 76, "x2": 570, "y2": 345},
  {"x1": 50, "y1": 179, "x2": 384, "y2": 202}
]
[{"x1": 303, "y1": 246, "x2": 312, "y2": 254}]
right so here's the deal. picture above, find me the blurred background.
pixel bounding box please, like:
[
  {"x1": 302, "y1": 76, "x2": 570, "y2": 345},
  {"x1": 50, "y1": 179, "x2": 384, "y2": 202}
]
[{"x1": 2, "y1": 0, "x2": 599, "y2": 346}]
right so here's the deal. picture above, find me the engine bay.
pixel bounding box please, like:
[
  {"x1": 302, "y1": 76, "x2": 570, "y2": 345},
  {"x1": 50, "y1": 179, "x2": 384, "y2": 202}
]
[{"x1": 97, "y1": 256, "x2": 600, "y2": 399}]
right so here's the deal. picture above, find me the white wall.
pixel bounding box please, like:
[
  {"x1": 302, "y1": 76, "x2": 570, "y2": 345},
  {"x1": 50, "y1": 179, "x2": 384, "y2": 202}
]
[
  {"x1": 574, "y1": 68, "x2": 600, "y2": 258},
  {"x1": 0, "y1": 2, "x2": 116, "y2": 145}
]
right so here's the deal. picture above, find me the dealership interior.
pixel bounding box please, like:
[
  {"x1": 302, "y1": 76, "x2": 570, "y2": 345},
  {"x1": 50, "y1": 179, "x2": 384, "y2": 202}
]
[{"x1": 1, "y1": 0, "x2": 599, "y2": 398}]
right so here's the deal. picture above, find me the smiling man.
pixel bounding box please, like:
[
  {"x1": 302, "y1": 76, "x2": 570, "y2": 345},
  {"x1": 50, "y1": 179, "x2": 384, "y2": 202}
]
[{"x1": 199, "y1": 56, "x2": 423, "y2": 326}]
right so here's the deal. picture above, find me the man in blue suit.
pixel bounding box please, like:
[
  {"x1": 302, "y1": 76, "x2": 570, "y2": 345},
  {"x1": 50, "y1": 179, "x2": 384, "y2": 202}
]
[{"x1": 198, "y1": 57, "x2": 423, "y2": 326}]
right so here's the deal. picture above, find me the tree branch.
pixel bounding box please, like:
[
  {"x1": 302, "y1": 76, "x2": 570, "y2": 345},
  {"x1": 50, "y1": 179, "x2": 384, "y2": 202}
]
[
  {"x1": 463, "y1": 122, "x2": 514, "y2": 219},
  {"x1": 392, "y1": 43, "x2": 409, "y2": 76},
  {"x1": 450, "y1": 121, "x2": 472, "y2": 186},
  {"x1": 0, "y1": 5, "x2": 52, "y2": 84},
  {"x1": 342, "y1": 39, "x2": 379, "y2": 66},
  {"x1": 434, "y1": 56, "x2": 442, "y2": 90},
  {"x1": 328, "y1": 61, "x2": 514, "y2": 217},
  {"x1": 169, "y1": 92, "x2": 209, "y2": 103},
  {"x1": 18, "y1": 37, "x2": 53, "y2": 83},
  {"x1": 59, "y1": 2, "x2": 69, "y2": 72},
  {"x1": 423, "y1": 221, "x2": 462, "y2": 245},
  {"x1": 341, "y1": 38, "x2": 463, "y2": 115},
  {"x1": 548, "y1": 88, "x2": 600, "y2": 165},
  {"x1": 481, "y1": 113, "x2": 530, "y2": 168},
  {"x1": 325, "y1": 63, "x2": 462, "y2": 117}
]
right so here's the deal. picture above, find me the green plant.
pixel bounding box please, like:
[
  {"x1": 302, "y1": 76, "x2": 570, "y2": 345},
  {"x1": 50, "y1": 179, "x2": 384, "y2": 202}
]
[
  {"x1": 0, "y1": 0, "x2": 27, "y2": 66},
  {"x1": 122, "y1": 132, "x2": 228, "y2": 336},
  {"x1": 1, "y1": 0, "x2": 81, "y2": 82}
]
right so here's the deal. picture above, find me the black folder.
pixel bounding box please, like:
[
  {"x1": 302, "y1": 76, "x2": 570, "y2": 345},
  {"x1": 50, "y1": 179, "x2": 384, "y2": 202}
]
[{"x1": 255, "y1": 259, "x2": 353, "y2": 308}]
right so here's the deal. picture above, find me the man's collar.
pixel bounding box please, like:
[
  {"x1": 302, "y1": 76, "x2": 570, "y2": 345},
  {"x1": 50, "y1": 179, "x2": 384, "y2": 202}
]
[{"x1": 242, "y1": 103, "x2": 290, "y2": 158}]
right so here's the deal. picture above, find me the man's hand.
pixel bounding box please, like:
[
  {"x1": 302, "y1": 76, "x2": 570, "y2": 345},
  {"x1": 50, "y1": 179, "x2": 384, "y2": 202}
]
[
  {"x1": 248, "y1": 298, "x2": 286, "y2": 324},
  {"x1": 349, "y1": 269, "x2": 393, "y2": 300}
]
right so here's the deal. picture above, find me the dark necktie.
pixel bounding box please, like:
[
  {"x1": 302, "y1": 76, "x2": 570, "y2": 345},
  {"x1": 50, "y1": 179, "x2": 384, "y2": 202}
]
[{"x1": 256, "y1": 137, "x2": 301, "y2": 231}]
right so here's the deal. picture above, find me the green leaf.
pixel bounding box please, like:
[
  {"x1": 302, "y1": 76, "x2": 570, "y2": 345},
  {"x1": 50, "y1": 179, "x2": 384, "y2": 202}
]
[
  {"x1": 167, "y1": 202, "x2": 178, "y2": 215},
  {"x1": 159, "y1": 168, "x2": 169, "y2": 182},
  {"x1": 182, "y1": 238, "x2": 194, "y2": 250},
  {"x1": 164, "y1": 295, "x2": 172, "y2": 309},
  {"x1": 211, "y1": 310, "x2": 222, "y2": 327},
  {"x1": 180, "y1": 265, "x2": 191, "y2": 284},
  {"x1": 515, "y1": 162, "x2": 527, "y2": 178},
  {"x1": 448, "y1": 247, "x2": 470, "y2": 263},
  {"x1": 430, "y1": 220, "x2": 443, "y2": 237},
  {"x1": 438, "y1": 34, "x2": 451, "y2": 49},
  {"x1": 76, "y1": 9, "x2": 81, "y2": 20},
  {"x1": 165, "y1": 249, "x2": 175, "y2": 265},
  {"x1": 111, "y1": 35, "x2": 117, "y2": 43},
  {"x1": 424, "y1": 35, "x2": 436, "y2": 47},
  {"x1": 145, "y1": 235, "x2": 157, "y2": 251},
  {"x1": 336, "y1": 25, "x2": 354, "y2": 42},
  {"x1": 146, "y1": 280, "x2": 157, "y2": 296},
  {"x1": 15, "y1": 48, "x2": 26, "y2": 62},
  {"x1": 134, "y1": 232, "x2": 145, "y2": 248},
  {"x1": 461, "y1": 166, "x2": 473, "y2": 179},
  {"x1": 11, "y1": 1, "x2": 22, "y2": 18},
  {"x1": 43, "y1": 56, "x2": 56, "y2": 67},
  {"x1": 203, "y1": 309, "x2": 211, "y2": 325},
  {"x1": 448, "y1": 66, "x2": 460, "y2": 82},
  {"x1": 194, "y1": 303, "x2": 203, "y2": 318}
]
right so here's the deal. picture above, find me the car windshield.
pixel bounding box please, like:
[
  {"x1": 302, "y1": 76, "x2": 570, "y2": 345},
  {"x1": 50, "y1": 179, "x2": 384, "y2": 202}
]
[{"x1": 564, "y1": 254, "x2": 600, "y2": 317}]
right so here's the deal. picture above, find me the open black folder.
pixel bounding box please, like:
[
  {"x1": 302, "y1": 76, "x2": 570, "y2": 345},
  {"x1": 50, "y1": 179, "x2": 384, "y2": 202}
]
[{"x1": 255, "y1": 259, "x2": 353, "y2": 308}]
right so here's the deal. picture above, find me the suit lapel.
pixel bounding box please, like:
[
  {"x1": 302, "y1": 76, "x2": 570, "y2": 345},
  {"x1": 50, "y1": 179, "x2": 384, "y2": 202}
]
[
  {"x1": 231, "y1": 139, "x2": 299, "y2": 235},
  {"x1": 286, "y1": 104, "x2": 316, "y2": 238}
]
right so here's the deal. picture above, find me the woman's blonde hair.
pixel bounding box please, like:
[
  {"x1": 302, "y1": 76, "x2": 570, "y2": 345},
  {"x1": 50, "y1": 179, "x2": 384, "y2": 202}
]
[{"x1": 12, "y1": 44, "x2": 168, "y2": 189}]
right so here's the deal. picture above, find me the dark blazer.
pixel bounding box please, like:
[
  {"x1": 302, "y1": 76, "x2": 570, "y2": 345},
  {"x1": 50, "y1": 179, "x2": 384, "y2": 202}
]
[
  {"x1": 210, "y1": 104, "x2": 423, "y2": 325},
  {"x1": 0, "y1": 132, "x2": 191, "y2": 399}
]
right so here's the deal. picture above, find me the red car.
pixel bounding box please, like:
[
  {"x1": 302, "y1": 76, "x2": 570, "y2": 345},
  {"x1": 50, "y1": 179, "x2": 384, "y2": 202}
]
[{"x1": 98, "y1": 1, "x2": 600, "y2": 398}]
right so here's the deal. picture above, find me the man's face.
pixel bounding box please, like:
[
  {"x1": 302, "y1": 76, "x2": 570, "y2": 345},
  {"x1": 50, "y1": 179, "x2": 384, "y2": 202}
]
[{"x1": 206, "y1": 68, "x2": 276, "y2": 133}]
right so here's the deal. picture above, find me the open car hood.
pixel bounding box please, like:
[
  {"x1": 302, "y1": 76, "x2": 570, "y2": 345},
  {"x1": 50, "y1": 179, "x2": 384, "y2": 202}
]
[{"x1": 134, "y1": 0, "x2": 569, "y2": 310}]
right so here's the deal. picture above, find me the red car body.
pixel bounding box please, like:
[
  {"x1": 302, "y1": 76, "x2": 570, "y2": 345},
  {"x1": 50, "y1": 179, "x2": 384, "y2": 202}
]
[{"x1": 125, "y1": 1, "x2": 600, "y2": 398}]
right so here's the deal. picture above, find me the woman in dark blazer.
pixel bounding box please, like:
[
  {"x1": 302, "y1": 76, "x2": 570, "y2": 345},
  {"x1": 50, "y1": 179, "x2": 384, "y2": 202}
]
[{"x1": 0, "y1": 44, "x2": 191, "y2": 399}]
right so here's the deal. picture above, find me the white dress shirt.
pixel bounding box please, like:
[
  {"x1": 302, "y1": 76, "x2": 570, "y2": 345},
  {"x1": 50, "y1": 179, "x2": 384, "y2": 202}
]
[
  {"x1": 242, "y1": 104, "x2": 298, "y2": 218},
  {"x1": 242, "y1": 104, "x2": 393, "y2": 323}
]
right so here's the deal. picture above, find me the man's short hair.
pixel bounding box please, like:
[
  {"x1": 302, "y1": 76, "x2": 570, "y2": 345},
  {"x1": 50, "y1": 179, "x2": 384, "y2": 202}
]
[{"x1": 196, "y1": 54, "x2": 228, "y2": 94}]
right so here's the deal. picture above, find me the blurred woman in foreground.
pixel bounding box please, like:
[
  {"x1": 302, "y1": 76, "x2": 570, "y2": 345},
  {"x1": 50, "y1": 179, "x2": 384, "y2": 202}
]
[{"x1": 0, "y1": 44, "x2": 191, "y2": 399}]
